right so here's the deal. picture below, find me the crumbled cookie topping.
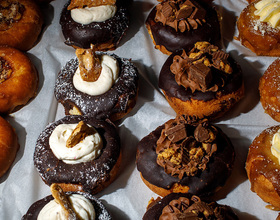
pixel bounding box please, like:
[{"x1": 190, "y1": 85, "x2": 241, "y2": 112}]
[
  {"x1": 170, "y1": 42, "x2": 233, "y2": 93},
  {"x1": 156, "y1": 115, "x2": 218, "y2": 179},
  {"x1": 0, "y1": 0, "x2": 25, "y2": 31},
  {"x1": 155, "y1": 0, "x2": 206, "y2": 33}
]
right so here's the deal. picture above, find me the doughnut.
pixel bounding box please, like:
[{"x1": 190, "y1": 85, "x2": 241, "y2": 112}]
[
  {"x1": 237, "y1": 0, "x2": 280, "y2": 56},
  {"x1": 34, "y1": 115, "x2": 121, "y2": 195},
  {"x1": 0, "y1": 46, "x2": 39, "y2": 114},
  {"x1": 145, "y1": 0, "x2": 221, "y2": 55},
  {"x1": 246, "y1": 125, "x2": 280, "y2": 209},
  {"x1": 136, "y1": 115, "x2": 235, "y2": 197},
  {"x1": 22, "y1": 184, "x2": 112, "y2": 219},
  {"x1": 0, "y1": 116, "x2": 19, "y2": 178},
  {"x1": 54, "y1": 48, "x2": 138, "y2": 121},
  {"x1": 59, "y1": 0, "x2": 129, "y2": 50},
  {"x1": 143, "y1": 193, "x2": 238, "y2": 220},
  {"x1": 158, "y1": 42, "x2": 244, "y2": 121},
  {"x1": 0, "y1": 0, "x2": 43, "y2": 51},
  {"x1": 259, "y1": 59, "x2": 280, "y2": 122}
]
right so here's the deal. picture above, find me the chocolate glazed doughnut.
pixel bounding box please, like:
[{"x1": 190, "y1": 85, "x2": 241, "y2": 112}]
[
  {"x1": 54, "y1": 53, "x2": 138, "y2": 121},
  {"x1": 136, "y1": 117, "x2": 235, "y2": 197},
  {"x1": 22, "y1": 191, "x2": 112, "y2": 220},
  {"x1": 143, "y1": 193, "x2": 238, "y2": 220},
  {"x1": 158, "y1": 45, "x2": 244, "y2": 120},
  {"x1": 59, "y1": 0, "x2": 129, "y2": 50},
  {"x1": 33, "y1": 115, "x2": 121, "y2": 194},
  {"x1": 145, "y1": 0, "x2": 221, "y2": 55}
]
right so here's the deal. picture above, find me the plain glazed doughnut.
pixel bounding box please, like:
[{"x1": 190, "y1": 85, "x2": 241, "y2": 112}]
[
  {"x1": 0, "y1": 46, "x2": 39, "y2": 114},
  {"x1": 246, "y1": 125, "x2": 280, "y2": 210},
  {"x1": 259, "y1": 59, "x2": 280, "y2": 122},
  {"x1": 0, "y1": 116, "x2": 19, "y2": 178},
  {"x1": 237, "y1": 0, "x2": 280, "y2": 56},
  {"x1": 0, "y1": 0, "x2": 43, "y2": 51}
]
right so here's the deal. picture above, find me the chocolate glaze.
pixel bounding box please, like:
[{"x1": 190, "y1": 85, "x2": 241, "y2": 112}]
[
  {"x1": 136, "y1": 122, "x2": 235, "y2": 196},
  {"x1": 146, "y1": 1, "x2": 221, "y2": 54},
  {"x1": 22, "y1": 191, "x2": 111, "y2": 220},
  {"x1": 60, "y1": 1, "x2": 129, "y2": 49},
  {"x1": 159, "y1": 50, "x2": 243, "y2": 102},
  {"x1": 54, "y1": 53, "x2": 138, "y2": 120},
  {"x1": 33, "y1": 115, "x2": 120, "y2": 193},
  {"x1": 143, "y1": 193, "x2": 239, "y2": 220}
]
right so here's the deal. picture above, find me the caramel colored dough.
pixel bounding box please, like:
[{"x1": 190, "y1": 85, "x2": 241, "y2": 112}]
[
  {"x1": 0, "y1": 47, "x2": 39, "y2": 114},
  {"x1": 237, "y1": 0, "x2": 280, "y2": 56},
  {"x1": 0, "y1": 0, "x2": 43, "y2": 51},
  {"x1": 246, "y1": 125, "x2": 280, "y2": 209},
  {"x1": 259, "y1": 59, "x2": 280, "y2": 122},
  {"x1": 0, "y1": 116, "x2": 19, "y2": 178}
]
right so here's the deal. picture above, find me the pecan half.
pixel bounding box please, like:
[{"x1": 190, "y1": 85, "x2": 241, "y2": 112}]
[
  {"x1": 66, "y1": 121, "x2": 96, "y2": 148},
  {"x1": 0, "y1": 57, "x2": 12, "y2": 83},
  {"x1": 76, "y1": 46, "x2": 102, "y2": 82}
]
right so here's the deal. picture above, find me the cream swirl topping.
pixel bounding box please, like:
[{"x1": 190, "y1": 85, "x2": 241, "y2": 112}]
[
  {"x1": 49, "y1": 123, "x2": 103, "y2": 164},
  {"x1": 37, "y1": 194, "x2": 96, "y2": 220},
  {"x1": 71, "y1": 5, "x2": 117, "y2": 24},
  {"x1": 254, "y1": 0, "x2": 280, "y2": 28},
  {"x1": 73, "y1": 54, "x2": 119, "y2": 96},
  {"x1": 271, "y1": 128, "x2": 280, "y2": 164}
]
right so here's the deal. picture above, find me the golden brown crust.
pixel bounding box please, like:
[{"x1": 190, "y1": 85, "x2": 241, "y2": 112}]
[
  {"x1": 140, "y1": 173, "x2": 190, "y2": 197},
  {"x1": 0, "y1": 46, "x2": 39, "y2": 114},
  {"x1": 246, "y1": 125, "x2": 280, "y2": 209},
  {"x1": 259, "y1": 59, "x2": 280, "y2": 122},
  {"x1": 162, "y1": 83, "x2": 244, "y2": 121},
  {"x1": 0, "y1": 0, "x2": 43, "y2": 51},
  {"x1": 55, "y1": 152, "x2": 122, "y2": 194},
  {"x1": 0, "y1": 116, "x2": 19, "y2": 178},
  {"x1": 237, "y1": 0, "x2": 280, "y2": 56}
]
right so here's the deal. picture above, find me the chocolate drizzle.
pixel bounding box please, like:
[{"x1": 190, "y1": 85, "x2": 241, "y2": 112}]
[
  {"x1": 170, "y1": 42, "x2": 233, "y2": 93},
  {"x1": 0, "y1": 0, "x2": 25, "y2": 31},
  {"x1": 155, "y1": 0, "x2": 206, "y2": 33},
  {"x1": 136, "y1": 117, "x2": 235, "y2": 196},
  {"x1": 142, "y1": 193, "x2": 239, "y2": 220},
  {"x1": 156, "y1": 116, "x2": 218, "y2": 179}
]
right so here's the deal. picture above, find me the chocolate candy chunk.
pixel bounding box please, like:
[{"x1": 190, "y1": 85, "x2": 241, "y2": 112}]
[
  {"x1": 189, "y1": 63, "x2": 212, "y2": 90},
  {"x1": 176, "y1": 5, "x2": 193, "y2": 20},
  {"x1": 165, "y1": 123, "x2": 187, "y2": 143},
  {"x1": 161, "y1": 2, "x2": 174, "y2": 18}
]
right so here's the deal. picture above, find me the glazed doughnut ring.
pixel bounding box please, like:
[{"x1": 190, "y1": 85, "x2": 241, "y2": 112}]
[
  {"x1": 0, "y1": 116, "x2": 19, "y2": 178},
  {"x1": 0, "y1": 46, "x2": 39, "y2": 114},
  {"x1": 0, "y1": 0, "x2": 43, "y2": 51}
]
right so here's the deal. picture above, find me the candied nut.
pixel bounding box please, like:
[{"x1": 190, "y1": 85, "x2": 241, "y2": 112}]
[
  {"x1": 50, "y1": 184, "x2": 79, "y2": 219},
  {"x1": 76, "y1": 46, "x2": 102, "y2": 82},
  {"x1": 0, "y1": 57, "x2": 12, "y2": 83},
  {"x1": 66, "y1": 121, "x2": 96, "y2": 148},
  {"x1": 68, "y1": 0, "x2": 116, "y2": 10}
]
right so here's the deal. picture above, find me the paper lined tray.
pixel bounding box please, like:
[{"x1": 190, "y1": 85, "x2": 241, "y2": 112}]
[{"x1": 0, "y1": 0, "x2": 279, "y2": 219}]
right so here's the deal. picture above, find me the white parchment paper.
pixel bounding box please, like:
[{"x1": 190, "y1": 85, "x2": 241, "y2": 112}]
[{"x1": 0, "y1": 0, "x2": 279, "y2": 219}]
